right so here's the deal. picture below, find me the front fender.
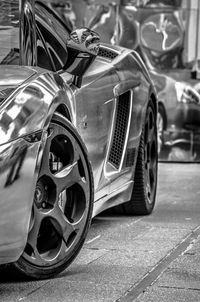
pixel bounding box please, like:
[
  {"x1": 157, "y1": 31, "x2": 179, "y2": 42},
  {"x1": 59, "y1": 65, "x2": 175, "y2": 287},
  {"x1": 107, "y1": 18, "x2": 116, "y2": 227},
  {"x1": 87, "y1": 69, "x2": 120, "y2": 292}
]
[
  {"x1": 0, "y1": 137, "x2": 41, "y2": 264},
  {"x1": 0, "y1": 71, "x2": 75, "y2": 264},
  {"x1": 0, "y1": 71, "x2": 75, "y2": 146}
]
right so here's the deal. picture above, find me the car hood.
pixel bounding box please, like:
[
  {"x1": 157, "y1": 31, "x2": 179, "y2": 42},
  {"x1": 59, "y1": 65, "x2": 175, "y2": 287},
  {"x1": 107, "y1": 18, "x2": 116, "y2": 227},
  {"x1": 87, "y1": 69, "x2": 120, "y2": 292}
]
[{"x1": 0, "y1": 65, "x2": 36, "y2": 100}]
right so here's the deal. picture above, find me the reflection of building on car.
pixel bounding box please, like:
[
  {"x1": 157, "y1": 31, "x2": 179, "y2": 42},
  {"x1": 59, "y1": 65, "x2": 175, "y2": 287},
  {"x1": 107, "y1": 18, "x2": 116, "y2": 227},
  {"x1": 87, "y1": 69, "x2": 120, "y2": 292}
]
[
  {"x1": 41, "y1": 0, "x2": 74, "y2": 30},
  {"x1": 0, "y1": 0, "x2": 158, "y2": 280},
  {"x1": 69, "y1": 0, "x2": 200, "y2": 161},
  {"x1": 4, "y1": 145, "x2": 27, "y2": 187}
]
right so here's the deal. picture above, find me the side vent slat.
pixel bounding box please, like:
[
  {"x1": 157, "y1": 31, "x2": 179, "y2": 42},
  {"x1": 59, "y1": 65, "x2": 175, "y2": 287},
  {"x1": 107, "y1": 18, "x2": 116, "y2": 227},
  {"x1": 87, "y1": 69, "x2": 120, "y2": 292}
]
[{"x1": 108, "y1": 94, "x2": 130, "y2": 169}]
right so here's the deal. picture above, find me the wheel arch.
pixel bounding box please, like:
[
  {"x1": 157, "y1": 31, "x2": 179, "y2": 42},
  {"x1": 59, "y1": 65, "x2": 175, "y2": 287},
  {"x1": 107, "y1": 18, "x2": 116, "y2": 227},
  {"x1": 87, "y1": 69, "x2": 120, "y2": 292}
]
[{"x1": 55, "y1": 103, "x2": 72, "y2": 122}]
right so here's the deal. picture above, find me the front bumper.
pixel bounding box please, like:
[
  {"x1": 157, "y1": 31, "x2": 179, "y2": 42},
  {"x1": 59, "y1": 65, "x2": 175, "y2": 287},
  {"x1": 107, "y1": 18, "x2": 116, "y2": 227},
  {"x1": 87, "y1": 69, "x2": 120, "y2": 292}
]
[{"x1": 0, "y1": 137, "x2": 41, "y2": 264}]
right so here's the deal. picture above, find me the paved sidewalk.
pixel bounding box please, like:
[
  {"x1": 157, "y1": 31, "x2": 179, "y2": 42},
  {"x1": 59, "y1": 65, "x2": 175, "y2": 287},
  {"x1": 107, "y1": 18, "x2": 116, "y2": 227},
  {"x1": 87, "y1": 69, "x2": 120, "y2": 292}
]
[
  {"x1": 1, "y1": 164, "x2": 200, "y2": 302},
  {"x1": 134, "y1": 230, "x2": 200, "y2": 302}
]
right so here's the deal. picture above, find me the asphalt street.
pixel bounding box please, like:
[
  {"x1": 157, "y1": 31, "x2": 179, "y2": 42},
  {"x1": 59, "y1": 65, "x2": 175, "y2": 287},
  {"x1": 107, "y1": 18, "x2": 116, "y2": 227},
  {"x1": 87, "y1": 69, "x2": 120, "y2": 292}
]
[{"x1": 0, "y1": 163, "x2": 200, "y2": 302}]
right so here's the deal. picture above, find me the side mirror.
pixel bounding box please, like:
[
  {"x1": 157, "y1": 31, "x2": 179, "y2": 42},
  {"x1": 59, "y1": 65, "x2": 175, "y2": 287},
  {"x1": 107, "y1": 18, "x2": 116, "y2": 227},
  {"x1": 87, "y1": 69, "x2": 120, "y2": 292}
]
[{"x1": 64, "y1": 27, "x2": 100, "y2": 87}]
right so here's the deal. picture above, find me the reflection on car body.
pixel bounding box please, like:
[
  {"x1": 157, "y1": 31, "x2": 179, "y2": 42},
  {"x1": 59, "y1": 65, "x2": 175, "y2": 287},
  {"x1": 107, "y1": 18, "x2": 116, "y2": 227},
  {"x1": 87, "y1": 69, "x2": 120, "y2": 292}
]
[{"x1": 0, "y1": 0, "x2": 157, "y2": 279}]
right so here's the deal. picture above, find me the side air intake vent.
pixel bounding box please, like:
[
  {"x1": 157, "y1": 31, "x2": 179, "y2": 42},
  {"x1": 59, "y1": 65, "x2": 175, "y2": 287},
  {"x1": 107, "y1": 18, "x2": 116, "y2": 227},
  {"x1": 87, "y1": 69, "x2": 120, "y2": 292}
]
[
  {"x1": 98, "y1": 47, "x2": 119, "y2": 61},
  {"x1": 108, "y1": 93, "x2": 130, "y2": 169}
]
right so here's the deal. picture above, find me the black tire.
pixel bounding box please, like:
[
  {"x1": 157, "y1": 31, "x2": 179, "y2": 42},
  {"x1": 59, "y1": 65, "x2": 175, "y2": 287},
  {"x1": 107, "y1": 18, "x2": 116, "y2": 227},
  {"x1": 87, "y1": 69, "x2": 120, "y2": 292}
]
[
  {"x1": 12, "y1": 113, "x2": 94, "y2": 280},
  {"x1": 122, "y1": 99, "x2": 158, "y2": 215},
  {"x1": 157, "y1": 105, "x2": 165, "y2": 154}
]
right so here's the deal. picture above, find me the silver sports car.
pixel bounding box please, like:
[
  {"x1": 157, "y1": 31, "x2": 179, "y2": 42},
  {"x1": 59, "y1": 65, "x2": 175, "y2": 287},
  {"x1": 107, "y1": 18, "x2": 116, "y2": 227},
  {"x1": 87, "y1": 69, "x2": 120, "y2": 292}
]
[{"x1": 0, "y1": 0, "x2": 158, "y2": 279}]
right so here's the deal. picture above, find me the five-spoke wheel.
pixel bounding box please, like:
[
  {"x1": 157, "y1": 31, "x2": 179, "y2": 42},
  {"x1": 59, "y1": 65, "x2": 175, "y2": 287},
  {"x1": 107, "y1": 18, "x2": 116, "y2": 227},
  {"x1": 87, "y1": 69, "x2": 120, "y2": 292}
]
[{"x1": 13, "y1": 113, "x2": 94, "y2": 279}]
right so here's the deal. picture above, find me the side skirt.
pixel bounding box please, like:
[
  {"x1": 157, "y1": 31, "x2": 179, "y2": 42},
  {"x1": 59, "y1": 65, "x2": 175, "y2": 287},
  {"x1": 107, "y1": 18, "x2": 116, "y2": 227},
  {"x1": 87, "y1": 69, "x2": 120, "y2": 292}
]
[{"x1": 93, "y1": 180, "x2": 134, "y2": 217}]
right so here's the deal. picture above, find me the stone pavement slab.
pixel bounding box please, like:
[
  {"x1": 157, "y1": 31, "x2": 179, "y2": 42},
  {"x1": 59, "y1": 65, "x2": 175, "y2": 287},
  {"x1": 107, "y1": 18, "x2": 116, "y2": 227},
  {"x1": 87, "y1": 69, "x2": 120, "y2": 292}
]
[{"x1": 134, "y1": 234, "x2": 200, "y2": 302}]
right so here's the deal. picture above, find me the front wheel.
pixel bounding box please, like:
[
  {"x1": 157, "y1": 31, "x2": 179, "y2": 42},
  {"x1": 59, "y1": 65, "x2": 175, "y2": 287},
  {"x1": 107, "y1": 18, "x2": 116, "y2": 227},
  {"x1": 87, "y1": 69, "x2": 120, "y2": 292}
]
[
  {"x1": 13, "y1": 113, "x2": 94, "y2": 279},
  {"x1": 123, "y1": 100, "x2": 158, "y2": 215}
]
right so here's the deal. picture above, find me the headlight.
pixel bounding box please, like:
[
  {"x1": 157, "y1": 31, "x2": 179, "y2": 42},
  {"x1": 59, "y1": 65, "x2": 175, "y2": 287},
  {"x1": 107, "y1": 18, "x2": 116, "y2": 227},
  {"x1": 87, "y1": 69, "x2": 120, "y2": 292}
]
[{"x1": 175, "y1": 82, "x2": 200, "y2": 104}]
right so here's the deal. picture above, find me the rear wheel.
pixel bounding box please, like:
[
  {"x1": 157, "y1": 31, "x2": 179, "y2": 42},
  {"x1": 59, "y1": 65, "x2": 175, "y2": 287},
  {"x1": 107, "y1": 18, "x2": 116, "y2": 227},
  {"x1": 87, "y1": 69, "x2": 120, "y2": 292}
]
[
  {"x1": 13, "y1": 113, "x2": 94, "y2": 279},
  {"x1": 122, "y1": 100, "x2": 158, "y2": 215},
  {"x1": 157, "y1": 105, "x2": 165, "y2": 154}
]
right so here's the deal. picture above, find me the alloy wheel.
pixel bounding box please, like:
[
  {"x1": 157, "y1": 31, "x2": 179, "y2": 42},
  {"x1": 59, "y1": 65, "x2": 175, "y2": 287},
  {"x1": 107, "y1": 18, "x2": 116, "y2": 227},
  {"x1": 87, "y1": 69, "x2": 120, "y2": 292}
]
[{"x1": 22, "y1": 116, "x2": 92, "y2": 271}]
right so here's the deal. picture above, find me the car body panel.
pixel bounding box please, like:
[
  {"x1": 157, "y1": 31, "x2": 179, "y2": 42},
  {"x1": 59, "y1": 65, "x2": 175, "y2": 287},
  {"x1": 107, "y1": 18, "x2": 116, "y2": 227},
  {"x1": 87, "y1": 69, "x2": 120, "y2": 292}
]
[
  {"x1": 0, "y1": 68, "x2": 75, "y2": 144},
  {"x1": 72, "y1": 48, "x2": 152, "y2": 199},
  {"x1": 0, "y1": 66, "x2": 36, "y2": 90},
  {"x1": 0, "y1": 138, "x2": 40, "y2": 263}
]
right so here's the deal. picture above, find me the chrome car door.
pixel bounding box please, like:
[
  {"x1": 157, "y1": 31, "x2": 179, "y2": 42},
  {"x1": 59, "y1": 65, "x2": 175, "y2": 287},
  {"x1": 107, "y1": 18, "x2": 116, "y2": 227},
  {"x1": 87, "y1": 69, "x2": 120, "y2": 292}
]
[{"x1": 71, "y1": 59, "x2": 120, "y2": 200}]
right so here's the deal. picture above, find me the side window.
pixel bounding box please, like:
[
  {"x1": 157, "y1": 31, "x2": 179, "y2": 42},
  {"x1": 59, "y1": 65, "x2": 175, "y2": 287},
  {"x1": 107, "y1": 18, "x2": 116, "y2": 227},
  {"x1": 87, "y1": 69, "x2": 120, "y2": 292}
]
[
  {"x1": 36, "y1": 27, "x2": 53, "y2": 70},
  {"x1": 20, "y1": 0, "x2": 36, "y2": 66},
  {"x1": 36, "y1": 21, "x2": 68, "y2": 71}
]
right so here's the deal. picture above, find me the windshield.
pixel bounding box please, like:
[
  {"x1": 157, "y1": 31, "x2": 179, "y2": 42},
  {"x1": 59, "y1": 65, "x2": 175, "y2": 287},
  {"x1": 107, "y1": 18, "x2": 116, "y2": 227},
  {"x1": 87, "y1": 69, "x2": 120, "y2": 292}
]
[{"x1": 0, "y1": 0, "x2": 19, "y2": 65}]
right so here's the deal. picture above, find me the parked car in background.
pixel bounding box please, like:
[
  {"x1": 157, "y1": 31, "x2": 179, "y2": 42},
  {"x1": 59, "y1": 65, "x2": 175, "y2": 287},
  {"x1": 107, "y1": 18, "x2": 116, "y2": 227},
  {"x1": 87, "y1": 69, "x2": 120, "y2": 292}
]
[
  {"x1": 70, "y1": 0, "x2": 200, "y2": 161},
  {"x1": 119, "y1": 0, "x2": 200, "y2": 161},
  {"x1": 0, "y1": 0, "x2": 157, "y2": 279}
]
